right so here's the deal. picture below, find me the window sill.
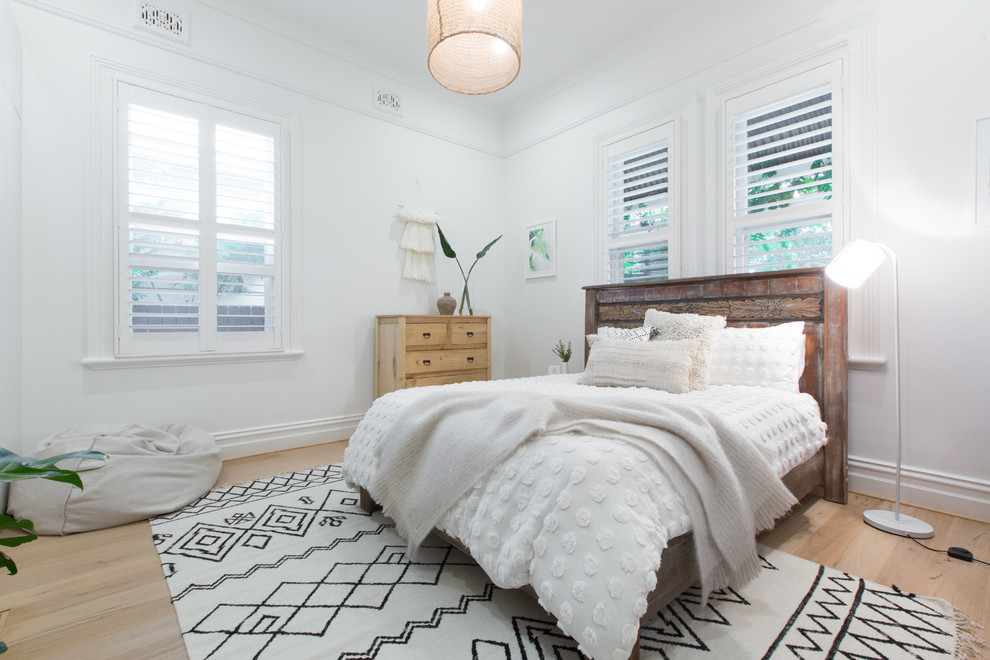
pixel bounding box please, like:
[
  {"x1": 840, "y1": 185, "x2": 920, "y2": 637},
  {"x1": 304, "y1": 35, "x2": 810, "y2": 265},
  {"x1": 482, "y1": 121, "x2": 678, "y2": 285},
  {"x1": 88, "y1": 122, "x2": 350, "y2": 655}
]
[
  {"x1": 82, "y1": 350, "x2": 305, "y2": 370},
  {"x1": 848, "y1": 355, "x2": 887, "y2": 371}
]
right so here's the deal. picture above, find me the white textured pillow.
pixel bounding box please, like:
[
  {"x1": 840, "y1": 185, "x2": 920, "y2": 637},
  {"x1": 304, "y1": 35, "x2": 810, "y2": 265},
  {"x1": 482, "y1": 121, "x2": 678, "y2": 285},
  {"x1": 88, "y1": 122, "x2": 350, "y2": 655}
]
[
  {"x1": 587, "y1": 325, "x2": 657, "y2": 347},
  {"x1": 709, "y1": 322, "x2": 807, "y2": 392},
  {"x1": 598, "y1": 326, "x2": 658, "y2": 341},
  {"x1": 644, "y1": 309, "x2": 727, "y2": 390},
  {"x1": 577, "y1": 337, "x2": 700, "y2": 393}
]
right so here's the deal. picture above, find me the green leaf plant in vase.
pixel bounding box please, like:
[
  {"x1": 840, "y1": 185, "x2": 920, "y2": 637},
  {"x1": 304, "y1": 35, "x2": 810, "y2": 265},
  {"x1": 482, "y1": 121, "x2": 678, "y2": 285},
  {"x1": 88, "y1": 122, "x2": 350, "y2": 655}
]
[
  {"x1": 436, "y1": 225, "x2": 502, "y2": 316},
  {"x1": 0, "y1": 448, "x2": 108, "y2": 654},
  {"x1": 553, "y1": 340, "x2": 572, "y2": 373}
]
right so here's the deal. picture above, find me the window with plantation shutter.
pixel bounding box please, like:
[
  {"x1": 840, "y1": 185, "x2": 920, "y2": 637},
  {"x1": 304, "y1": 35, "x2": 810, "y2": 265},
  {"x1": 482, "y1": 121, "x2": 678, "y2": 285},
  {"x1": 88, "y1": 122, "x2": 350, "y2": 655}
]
[
  {"x1": 115, "y1": 83, "x2": 287, "y2": 357},
  {"x1": 601, "y1": 122, "x2": 678, "y2": 283},
  {"x1": 724, "y1": 62, "x2": 842, "y2": 273}
]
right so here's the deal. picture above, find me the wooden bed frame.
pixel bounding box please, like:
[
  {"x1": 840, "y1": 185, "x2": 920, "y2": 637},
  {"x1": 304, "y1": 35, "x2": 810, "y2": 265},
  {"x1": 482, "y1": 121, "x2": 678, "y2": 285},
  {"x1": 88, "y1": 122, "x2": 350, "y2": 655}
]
[
  {"x1": 584, "y1": 266, "x2": 848, "y2": 505},
  {"x1": 583, "y1": 267, "x2": 848, "y2": 652},
  {"x1": 361, "y1": 267, "x2": 847, "y2": 659}
]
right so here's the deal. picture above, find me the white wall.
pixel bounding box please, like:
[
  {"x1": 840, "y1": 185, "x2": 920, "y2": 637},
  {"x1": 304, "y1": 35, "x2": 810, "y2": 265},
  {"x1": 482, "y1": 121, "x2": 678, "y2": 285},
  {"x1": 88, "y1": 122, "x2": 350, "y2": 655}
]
[
  {"x1": 1, "y1": 0, "x2": 22, "y2": 461},
  {"x1": 13, "y1": 1, "x2": 507, "y2": 458},
  {"x1": 502, "y1": 0, "x2": 990, "y2": 519},
  {"x1": 11, "y1": 0, "x2": 988, "y2": 519}
]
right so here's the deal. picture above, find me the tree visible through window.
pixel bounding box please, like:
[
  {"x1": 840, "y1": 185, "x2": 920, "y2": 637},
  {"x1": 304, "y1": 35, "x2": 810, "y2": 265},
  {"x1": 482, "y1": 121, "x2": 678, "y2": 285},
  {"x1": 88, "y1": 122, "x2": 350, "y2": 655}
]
[
  {"x1": 613, "y1": 204, "x2": 669, "y2": 282},
  {"x1": 603, "y1": 123, "x2": 676, "y2": 283},
  {"x1": 726, "y1": 66, "x2": 841, "y2": 273}
]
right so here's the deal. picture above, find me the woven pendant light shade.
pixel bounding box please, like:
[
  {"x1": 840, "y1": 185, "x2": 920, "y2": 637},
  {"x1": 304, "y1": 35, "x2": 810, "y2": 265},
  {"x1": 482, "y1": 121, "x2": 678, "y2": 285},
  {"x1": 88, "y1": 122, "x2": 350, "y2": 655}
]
[{"x1": 427, "y1": 0, "x2": 522, "y2": 95}]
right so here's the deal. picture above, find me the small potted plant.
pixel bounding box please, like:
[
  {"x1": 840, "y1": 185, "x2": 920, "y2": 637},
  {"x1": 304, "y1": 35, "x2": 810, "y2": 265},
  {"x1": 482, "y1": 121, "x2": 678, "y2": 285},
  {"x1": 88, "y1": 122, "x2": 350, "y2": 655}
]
[{"x1": 552, "y1": 340, "x2": 572, "y2": 373}]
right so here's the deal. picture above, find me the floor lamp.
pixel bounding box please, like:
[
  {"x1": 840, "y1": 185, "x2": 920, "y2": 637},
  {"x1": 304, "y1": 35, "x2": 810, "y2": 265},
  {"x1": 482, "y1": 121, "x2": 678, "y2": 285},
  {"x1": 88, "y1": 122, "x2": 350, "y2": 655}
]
[{"x1": 825, "y1": 239, "x2": 934, "y2": 538}]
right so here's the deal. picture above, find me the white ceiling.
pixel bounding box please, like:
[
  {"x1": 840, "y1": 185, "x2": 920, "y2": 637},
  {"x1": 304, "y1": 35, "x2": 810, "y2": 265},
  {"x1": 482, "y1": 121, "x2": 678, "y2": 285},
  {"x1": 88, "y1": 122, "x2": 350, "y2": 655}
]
[{"x1": 232, "y1": 0, "x2": 681, "y2": 111}]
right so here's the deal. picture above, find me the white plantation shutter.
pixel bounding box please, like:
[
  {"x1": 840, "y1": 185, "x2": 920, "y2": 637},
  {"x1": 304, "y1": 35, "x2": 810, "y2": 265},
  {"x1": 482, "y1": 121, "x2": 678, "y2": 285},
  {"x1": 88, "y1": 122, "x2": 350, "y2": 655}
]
[
  {"x1": 214, "y1": 117, "x2": 278, "y2": 338},
  {"x1": 116, "y1": 84, "x2": 285, "y2": 356},
  {"x1": 730, "y1": 214, "x2": 833, "y2": 271},
  {"x1": 607, "y1": 239, "x2": 669, "y2": 283},
  {"x1": 602, "y1": 122, "x2": 677, "y2": 283},
  {"x1": 725, "y1": 62, "x2": 842, "y2": 273}
]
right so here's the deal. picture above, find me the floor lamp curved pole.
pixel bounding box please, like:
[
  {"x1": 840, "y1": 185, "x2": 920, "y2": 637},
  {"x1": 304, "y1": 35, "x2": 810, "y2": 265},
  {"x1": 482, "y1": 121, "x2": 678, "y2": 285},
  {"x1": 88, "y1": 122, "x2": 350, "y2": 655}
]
[{"x1": 825, "y1": 239, "x2": 934, "y2": 538}]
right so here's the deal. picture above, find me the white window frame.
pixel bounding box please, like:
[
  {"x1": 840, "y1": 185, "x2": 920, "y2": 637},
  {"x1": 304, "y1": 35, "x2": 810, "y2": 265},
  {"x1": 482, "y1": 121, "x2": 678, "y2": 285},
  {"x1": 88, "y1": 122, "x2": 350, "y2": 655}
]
[
  {"x1": 709, "y1": 31, "x2": 882, "y2": 366},
  {"x1": 594, "y1": 106, "x2": 688, "y2": 284},
  {"x1": 85, "y1": 64, "x2": 301, "y2": 368},
  {"x1": 719, "y1": 60, "x2": 844, "y2": 274}
]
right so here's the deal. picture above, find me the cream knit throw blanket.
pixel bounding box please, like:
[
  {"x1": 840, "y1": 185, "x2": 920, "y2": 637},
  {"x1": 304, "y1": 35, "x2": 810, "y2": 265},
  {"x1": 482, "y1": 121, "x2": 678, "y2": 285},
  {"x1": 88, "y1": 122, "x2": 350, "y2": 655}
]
[{"x1": 370, "y1": 389, "x2": 797, "y2": 600}]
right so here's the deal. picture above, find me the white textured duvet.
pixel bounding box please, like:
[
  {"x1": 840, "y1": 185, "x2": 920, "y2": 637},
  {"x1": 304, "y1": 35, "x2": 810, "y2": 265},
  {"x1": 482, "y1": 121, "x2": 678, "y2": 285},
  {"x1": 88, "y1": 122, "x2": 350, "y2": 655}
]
[{"x1": 343, "y1": 374, "x2": 827, "y2": 660}]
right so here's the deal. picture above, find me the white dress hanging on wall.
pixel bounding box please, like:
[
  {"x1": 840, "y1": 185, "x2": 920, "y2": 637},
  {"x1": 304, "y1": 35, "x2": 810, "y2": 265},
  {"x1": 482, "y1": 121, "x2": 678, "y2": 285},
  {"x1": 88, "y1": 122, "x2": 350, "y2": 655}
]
[{"x1": 397, "y1": 205, "x2": 438, "y2": 283}]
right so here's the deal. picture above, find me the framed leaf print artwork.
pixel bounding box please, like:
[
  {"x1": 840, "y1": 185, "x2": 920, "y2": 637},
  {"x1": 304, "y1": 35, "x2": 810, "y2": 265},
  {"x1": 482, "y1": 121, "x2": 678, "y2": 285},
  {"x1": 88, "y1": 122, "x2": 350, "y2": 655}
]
[{"x1": 525, "y1": 220, "x2": 556, "y2": 279}]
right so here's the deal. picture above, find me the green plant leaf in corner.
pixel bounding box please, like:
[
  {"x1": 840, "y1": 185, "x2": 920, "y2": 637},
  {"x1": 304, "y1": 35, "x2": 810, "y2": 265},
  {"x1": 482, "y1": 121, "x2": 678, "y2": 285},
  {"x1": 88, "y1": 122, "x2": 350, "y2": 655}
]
[
  {"x1": 0, "y1": 551, "x2": 17, "y2": 577},
  {"x1": 0, "y1": 466, "x2": 84, "y2": 489},
  {"x1": 0, "y1": 450, "x2": 109, "y2": 487},
  {"x1": 0, "y1": 515, "x2": 39, "y2": 576},
  {"x1": 476, "y1": 235, "x2": 502, "y2": 260},
  {"x1": 436, "y1": 224, "x2": 457, "y2": 259},
  {"x1": 20, "y1": 450, "x2": 109, "y2": 473}
]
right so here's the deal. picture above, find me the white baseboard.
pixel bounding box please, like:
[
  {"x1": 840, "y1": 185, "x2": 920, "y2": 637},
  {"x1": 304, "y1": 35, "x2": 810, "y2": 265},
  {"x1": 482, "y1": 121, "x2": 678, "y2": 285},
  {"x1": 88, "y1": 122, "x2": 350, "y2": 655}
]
[
  {"x1": 848, "y1": 456, "x2": 990, "y2": 522},
  {"x1": 213, "y1": 414, "x2": 365, "y2": 461}
]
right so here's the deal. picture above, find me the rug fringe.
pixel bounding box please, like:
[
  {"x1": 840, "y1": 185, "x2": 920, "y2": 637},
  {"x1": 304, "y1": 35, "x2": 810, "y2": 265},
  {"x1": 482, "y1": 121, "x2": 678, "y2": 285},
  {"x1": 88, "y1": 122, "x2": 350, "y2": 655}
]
[
  {"x1": 921, "y1": 596, "x2": 987, "y2": 660},
  {"x1": 950, "y1": 610, "x2": 986, "y2": 660}
]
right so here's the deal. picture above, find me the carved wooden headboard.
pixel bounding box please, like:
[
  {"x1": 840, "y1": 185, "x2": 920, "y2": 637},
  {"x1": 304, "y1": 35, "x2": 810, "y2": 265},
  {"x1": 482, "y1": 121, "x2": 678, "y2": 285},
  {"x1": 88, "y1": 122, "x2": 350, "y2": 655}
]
[{"x1": 583, "y1": 267, "x2": 848, "y2": 504}]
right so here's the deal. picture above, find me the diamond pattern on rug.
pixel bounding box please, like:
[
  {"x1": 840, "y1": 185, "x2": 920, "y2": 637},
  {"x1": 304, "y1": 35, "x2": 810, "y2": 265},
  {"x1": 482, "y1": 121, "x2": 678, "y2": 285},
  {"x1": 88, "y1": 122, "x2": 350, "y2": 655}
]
[
  {"x1": 156, "y1": 465, "x2": 344, "y2": 524},
  {"x1": 151, "y1": 465, "x2": 977, "y2": 660}
]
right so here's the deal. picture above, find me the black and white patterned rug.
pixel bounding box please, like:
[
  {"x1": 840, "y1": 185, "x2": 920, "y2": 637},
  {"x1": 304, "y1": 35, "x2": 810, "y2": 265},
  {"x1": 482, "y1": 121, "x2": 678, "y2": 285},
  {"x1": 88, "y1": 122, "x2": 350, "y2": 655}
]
[{"x1": 151, "y1": 465, "x2": 982, "y2": 659}]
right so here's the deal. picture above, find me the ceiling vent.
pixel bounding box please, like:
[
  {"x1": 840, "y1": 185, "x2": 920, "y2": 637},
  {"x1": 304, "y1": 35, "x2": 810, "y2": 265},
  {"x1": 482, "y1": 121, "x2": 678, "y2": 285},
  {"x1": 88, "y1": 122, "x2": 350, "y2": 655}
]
[{"x1": 135, "y1": 2, "x2": 190, "y2": 44}]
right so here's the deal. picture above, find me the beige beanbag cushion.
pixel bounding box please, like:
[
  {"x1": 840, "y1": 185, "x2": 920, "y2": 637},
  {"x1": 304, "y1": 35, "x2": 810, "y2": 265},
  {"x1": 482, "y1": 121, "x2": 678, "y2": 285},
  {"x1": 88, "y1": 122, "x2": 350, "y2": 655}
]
[{"x1": 7, "y1": 423, "x2": 221, "y2": 535}]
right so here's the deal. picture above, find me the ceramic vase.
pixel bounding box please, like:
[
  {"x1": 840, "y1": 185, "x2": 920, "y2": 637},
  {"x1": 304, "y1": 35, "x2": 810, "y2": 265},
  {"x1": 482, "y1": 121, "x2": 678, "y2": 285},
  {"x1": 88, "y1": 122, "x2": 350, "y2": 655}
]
[{"x1": 437, "y1": 292, "x2": 457, "y2": 315}]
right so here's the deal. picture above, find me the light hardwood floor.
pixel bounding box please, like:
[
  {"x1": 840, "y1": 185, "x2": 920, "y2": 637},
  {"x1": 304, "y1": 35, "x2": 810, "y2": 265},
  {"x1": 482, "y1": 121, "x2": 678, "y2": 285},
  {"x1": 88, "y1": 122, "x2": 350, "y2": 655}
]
[{"x1": 2, "y1": 441, "x2": 987, "y2": 658}]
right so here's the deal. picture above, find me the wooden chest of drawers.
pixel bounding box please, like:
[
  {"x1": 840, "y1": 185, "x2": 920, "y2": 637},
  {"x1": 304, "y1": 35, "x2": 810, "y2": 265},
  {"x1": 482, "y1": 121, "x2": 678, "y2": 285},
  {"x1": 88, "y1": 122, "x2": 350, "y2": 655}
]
[{"x1": 375, "y1": 315, "x2": 491, "y2": 397}]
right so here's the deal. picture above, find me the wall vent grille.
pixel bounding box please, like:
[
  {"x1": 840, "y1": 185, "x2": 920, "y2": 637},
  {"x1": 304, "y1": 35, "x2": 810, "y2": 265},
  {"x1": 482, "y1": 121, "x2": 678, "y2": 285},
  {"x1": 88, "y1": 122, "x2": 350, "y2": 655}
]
[
  {"x1": 374, "y1": 87, "x2": 403, "y2": 116},
  {"x1": 135, "y1": 2, "x2": 189, "y2": 44}
]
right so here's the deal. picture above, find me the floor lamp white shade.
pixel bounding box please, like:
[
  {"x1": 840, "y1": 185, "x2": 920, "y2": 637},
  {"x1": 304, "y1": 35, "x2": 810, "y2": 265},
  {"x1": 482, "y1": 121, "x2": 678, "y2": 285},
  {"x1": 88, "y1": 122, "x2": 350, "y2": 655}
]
[{"x1": 825, "y1": 240, "x2": 934, "y2": 538}]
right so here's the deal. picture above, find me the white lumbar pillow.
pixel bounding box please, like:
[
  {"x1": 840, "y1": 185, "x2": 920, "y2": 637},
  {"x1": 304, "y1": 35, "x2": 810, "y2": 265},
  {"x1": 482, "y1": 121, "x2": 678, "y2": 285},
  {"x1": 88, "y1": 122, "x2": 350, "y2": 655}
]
[
  {"x1": 577, "y1": 337, "x2": 700, "y2": 393},
  {"x1": 7, "y1": 423, "x2": 221, "y2": 535}
]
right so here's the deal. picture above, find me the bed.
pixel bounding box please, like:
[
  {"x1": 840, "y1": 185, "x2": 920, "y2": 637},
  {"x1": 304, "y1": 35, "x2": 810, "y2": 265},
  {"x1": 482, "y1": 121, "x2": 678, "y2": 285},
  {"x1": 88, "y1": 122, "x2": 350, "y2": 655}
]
[{"x1": 344, "y1": 267, "x2": 847, "y2": 660}]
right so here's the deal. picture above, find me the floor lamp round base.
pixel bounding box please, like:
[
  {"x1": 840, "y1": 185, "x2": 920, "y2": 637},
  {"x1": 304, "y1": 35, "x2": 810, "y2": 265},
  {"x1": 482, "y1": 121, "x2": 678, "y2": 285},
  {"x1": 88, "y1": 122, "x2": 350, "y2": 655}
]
[{"x1": 863, "y1": 509, "x2": 934, "y2": 538}]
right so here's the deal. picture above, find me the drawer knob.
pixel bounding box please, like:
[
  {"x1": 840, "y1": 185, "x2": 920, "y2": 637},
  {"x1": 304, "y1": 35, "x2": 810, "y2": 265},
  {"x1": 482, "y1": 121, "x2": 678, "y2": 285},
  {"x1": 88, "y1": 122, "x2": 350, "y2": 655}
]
[
  {"x1": 423, "y1": 332, "x2": 431, "y2": 339},
  {"x1": 467, "y1": 357, "x2": 474, "y2": 363},
  {"x1": 423, "y1": 359, "x2": 432, "y2": 366},
  {"x1": 466, "y1": 331, "x2": 474, "y2": 337}
]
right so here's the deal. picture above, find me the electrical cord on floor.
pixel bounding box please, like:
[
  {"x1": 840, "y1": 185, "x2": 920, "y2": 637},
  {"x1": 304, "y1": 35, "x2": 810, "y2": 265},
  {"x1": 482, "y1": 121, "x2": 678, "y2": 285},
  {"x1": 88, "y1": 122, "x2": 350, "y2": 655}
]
[{"x1": 906, "y1": 535, "x2": 990, "y2": 566}]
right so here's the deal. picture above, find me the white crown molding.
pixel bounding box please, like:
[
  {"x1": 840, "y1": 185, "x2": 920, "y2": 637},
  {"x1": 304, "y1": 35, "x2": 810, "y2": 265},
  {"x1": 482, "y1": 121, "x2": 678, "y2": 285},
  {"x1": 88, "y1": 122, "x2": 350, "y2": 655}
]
[
  {"x1": 503, "y1": 0, "x2": 869, "y2": 158},
  {"x1": 11, "y1": 0, "x2": 503, "y2": 157},
  {"x1": 849, "y1": 455, "x2": 990, "y2": 522},
  {"x1": 500, "y1": 1, "x2": 715, "y2": 121},
  {"x1": 195, "y1": 0, "x2": 504, "y2": 122},
  {"x1": 214, "y1": 413, "x2": 364, "y2": 461}
]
